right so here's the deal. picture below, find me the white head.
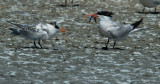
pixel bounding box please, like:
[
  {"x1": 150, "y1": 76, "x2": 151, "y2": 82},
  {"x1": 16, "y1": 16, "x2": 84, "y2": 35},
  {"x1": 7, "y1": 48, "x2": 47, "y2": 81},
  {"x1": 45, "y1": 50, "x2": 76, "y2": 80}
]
[{"x1": 49, "y1": 22, "x2": 66, "y2": 32}]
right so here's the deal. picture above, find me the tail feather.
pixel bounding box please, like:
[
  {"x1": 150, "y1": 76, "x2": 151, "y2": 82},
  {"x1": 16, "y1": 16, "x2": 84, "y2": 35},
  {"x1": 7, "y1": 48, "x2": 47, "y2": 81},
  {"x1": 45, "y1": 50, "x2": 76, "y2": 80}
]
[
  {"x1": 131, "y1": 18, "x2": 143, "y2": 30},
  {"x1": 9, "y1": 28, "x2": 21, "y2": 35}
]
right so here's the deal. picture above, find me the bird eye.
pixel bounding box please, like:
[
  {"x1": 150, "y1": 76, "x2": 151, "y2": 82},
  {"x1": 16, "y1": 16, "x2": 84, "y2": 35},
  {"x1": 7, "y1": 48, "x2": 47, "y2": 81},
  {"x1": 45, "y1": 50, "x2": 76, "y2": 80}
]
[{"x1": 55, "y1": 25, "x2": 60, "y2": 29}]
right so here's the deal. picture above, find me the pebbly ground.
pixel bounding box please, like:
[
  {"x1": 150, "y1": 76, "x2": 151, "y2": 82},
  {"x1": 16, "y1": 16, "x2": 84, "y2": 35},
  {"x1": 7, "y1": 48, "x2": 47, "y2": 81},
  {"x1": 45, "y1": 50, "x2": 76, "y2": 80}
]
[{"x1": 0, "y1": 0, "x2": 160, "y2": 84}]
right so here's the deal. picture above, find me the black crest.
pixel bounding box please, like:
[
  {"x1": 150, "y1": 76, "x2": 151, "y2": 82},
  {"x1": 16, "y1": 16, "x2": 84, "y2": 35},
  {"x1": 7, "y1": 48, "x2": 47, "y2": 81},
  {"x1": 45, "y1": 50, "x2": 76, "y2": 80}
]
[{"x1": 96, "y1": 11, "x2": 114, "y2": 17}]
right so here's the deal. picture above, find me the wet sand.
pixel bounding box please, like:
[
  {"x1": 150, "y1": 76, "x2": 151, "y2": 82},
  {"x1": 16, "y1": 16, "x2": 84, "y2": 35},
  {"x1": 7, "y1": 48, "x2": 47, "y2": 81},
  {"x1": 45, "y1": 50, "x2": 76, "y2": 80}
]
[{"x1": 0, "y1": 0, "x2": 160, "y2": 84}]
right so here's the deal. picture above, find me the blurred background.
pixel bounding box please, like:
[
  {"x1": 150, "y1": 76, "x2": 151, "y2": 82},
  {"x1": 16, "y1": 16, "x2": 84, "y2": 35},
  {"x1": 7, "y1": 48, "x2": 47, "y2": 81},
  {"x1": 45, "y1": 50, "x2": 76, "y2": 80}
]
[{"x1": 0, "y1": 0, "x2": 160, "y2": 84}]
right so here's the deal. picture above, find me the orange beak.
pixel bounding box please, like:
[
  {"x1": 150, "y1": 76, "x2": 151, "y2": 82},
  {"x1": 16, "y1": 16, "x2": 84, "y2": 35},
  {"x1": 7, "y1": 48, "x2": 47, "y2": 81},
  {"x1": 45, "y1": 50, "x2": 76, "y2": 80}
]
[
  {"x1": 84, "y1": 14, "x2": 99, "y2": 23},
  {"x1": 84, "y1": 14, "x2": 99, "y2": 19},
  {"x1": 59, "y1": 28, "x2": 66, "y2": 32}
]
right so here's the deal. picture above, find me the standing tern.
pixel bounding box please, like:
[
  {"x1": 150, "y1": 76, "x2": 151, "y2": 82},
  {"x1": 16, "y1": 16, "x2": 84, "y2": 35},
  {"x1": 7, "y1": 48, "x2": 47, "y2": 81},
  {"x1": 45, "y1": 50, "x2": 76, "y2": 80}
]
[
  {"x1": 85, "y1": 11, "x2": 143, "y2": 50},
  {"x1": 139, "y1": 0, "x2": 160, "y2": 12},
  {"x1": 7, "y1": 21, "x2": 66, "y2": 49}
]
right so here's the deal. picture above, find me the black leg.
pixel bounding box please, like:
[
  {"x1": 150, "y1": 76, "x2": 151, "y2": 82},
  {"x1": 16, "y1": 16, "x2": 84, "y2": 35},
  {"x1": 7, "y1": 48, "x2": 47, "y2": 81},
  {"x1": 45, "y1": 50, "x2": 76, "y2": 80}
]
[
  {"x1": 34, "y1": 41, "x2": 38, "y2": 48},
  {"x1": 113, "y1": 41, "x2": 116, "y2": 49},
  {"x1": 102, "y1": 39, "x2": 109, "y2": 50},
  {"x1": 71, "y1": 0, "x2": 73, "y2": 7},
  {"x1": 94, "y1": 17, "x2": 97, "y2": 23},
  {"x1": 38, "y1": 40, "x2": 42, "y2": 49},
  {"x1": 106, "y1": 39, "x2": 110, "y2": 46},
  {"x1": 65, "y1": 0, "x2": 67, "y2": 6},
  {"x1": 155, "y1": 7, "x2": 157, "y2": 12},
  {"x1": 142, "y1": 7, "x2": 145, "y2": 12}
]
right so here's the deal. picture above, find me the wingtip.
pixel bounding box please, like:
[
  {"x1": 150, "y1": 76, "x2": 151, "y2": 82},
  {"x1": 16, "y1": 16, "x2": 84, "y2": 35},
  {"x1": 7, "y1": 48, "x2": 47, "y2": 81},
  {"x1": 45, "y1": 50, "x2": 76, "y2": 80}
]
[
  {"x1": 9, "y1": 28, "x2": 21, "y2": 35},
  {"x1": 6, "y1": 21, "x2": 12, "y2": 23},
  {"x1": 9, "y1": 28, "x2": 16, "y2": 31},
  {"x1": 6, "y1": 21, "x2": 15, "y2": 25}
]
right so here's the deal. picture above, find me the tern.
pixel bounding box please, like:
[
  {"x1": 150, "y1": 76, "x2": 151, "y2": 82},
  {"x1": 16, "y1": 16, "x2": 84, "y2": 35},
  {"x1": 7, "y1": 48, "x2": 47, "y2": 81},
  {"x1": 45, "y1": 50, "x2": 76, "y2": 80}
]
[
  {"x1": 85, "y1": 11, "x2": 143, "y2": 50},
  {"x1": 7, "y1": 21, "x2": 66, "y2": 49},
  {"x1": 139, "y1": 0, "x2": 160, "y2": 12}
]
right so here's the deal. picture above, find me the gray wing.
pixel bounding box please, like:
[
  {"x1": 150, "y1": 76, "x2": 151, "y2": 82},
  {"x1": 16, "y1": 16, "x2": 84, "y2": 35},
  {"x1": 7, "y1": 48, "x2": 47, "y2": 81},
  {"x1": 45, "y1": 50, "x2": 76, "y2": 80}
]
[
  {"x1": 21, "y1": 28, "x2": 47, "y2": 40},
  {"x1": 108, "y1": 24, "x2": 133, "y2": 39},
  {"x1": 7, "y1": 21, "x2": 39, "y2": 33},
  {"x1": 153, "y1": 0, "x2": 160, "y2": 5},
  {"x1": 9, "y1": 26, "x2": 46, "y2": 40}
]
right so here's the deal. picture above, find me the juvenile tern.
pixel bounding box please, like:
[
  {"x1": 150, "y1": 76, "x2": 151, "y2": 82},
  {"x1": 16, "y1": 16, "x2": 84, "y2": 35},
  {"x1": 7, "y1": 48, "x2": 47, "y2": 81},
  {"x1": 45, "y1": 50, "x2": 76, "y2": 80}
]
[{"x1": 7, "y1": 21, "x2": 66, "y2": 49}]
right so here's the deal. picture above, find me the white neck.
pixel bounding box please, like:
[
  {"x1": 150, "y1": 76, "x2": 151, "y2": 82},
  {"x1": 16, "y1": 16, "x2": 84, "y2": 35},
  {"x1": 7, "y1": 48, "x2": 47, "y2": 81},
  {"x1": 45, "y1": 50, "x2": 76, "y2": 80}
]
[{"x1": 99, "y1": 16, "x2": 112, "y2": 22}]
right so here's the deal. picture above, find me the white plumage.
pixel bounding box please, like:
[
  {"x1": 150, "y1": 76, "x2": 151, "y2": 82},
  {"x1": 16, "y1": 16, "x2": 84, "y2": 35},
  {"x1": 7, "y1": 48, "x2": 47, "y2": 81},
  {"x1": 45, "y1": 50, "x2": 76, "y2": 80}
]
[
  {"x1": 98, "y1": 16, "x2": 134, "y2": 41},
  {"x1": 98, "y1": 16, "x2": 143, "y2": 49},
  {"x1": 86, "y1": 11, "x2": 143, "y2": 49}
]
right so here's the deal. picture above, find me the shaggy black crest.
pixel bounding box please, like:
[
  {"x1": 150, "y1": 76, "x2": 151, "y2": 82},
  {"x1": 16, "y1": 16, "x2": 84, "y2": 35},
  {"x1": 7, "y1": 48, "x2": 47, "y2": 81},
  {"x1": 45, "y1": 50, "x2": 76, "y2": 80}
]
[{"x1": 96, "y1": 11, "x2": 114, "y2": 17}]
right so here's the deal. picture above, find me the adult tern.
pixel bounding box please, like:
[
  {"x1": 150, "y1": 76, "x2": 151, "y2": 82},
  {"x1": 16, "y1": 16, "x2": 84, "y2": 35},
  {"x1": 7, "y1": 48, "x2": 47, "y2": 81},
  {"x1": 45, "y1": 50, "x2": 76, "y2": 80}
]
[{"x1": 85, "y1": 11, "x2": 143, "y2": 50}]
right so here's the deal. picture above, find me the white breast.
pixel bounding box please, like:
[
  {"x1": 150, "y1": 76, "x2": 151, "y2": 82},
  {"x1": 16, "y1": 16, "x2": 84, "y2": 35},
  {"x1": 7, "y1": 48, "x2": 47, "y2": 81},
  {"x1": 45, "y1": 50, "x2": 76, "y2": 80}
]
[
  {"x1": 98, "y1": 21, "x2": 118, "y2": 40},
  {"x1": 41, "y1": 24, "x2": 59, "y2": 39}
]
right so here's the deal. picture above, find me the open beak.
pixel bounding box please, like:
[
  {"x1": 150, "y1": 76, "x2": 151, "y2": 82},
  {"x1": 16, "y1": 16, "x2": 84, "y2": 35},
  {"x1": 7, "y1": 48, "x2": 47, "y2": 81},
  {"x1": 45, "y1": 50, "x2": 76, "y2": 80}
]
[
  {"x1": 59, "y1": 28, "x2": 66, "y2": 32},
  {"x1": 84, "y1": 14, "x2": 99, "y2": 23}
]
